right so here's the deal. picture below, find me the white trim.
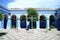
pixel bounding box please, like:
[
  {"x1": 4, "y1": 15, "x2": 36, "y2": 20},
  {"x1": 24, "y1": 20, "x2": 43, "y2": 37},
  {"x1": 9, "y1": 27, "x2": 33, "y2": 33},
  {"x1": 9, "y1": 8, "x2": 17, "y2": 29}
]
[{"x1": 8, "y1": 8, "x2": 57, "y2": 10}]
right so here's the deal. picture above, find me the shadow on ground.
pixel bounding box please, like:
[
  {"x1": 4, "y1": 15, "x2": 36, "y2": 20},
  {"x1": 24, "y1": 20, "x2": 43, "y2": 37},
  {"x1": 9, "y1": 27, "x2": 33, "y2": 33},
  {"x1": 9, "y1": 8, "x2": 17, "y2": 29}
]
[{"x1": 0, "y1": 32, "x2": 7, "y2": 36}]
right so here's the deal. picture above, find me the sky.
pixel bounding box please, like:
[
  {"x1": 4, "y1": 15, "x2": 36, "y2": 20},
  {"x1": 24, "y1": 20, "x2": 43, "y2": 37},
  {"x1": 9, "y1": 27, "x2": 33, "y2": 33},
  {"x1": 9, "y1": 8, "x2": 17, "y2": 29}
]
[{"x1": 0, "y1": 0, "x2": 60, "y2": 8}]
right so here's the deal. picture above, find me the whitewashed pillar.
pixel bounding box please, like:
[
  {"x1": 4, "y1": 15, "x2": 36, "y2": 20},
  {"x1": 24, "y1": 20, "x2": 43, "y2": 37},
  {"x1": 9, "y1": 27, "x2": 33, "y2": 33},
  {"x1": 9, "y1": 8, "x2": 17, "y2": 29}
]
[
  {"x1": 17, "y1": 17, "x2": 21, "y2": 29},
  {"x1": 36, "y1": 21, "x2": 40, "y2": 29},
  {"x1": 0, "y1": 20, "x2": 4, "y2": 29},
  {"x1": 26, "y1": 21, "x2": 30, "y2": 29},
  {"x1": 46, "y1": 16, "x2": 50, "y2": 29},
  {"x1": 36, "y1": 16, "x2": 40, "y2": 29},
  {"x1": 7, "y1": 15, "x2": 11, "y2": 29},
  {"x1": 2, "y1": 20, "x2": 4, "y2": 29}
]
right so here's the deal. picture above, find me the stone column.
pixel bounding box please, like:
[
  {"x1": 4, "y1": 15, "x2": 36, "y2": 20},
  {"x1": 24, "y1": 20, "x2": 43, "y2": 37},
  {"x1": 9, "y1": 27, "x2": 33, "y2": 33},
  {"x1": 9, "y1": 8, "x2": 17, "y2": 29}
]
[
  {"x1": 7, "y1": 16, "x2": 11, "y2": 29},
  {"x1": 36, "y1": 16, "x2": 40, "y2": 29},
  {"x1": 26, "y1": 21, "x2": 30, "y2": 29},
  {"x1": 17, "y1": 17, "x2": 21, "y2": 29},
  {"x1": 0, "y1": 20, "x2": 4, "y2": 29},
  {"x1": 2, "y1": 20, "x2": 4, "y2": 29},
  {"x1": 36, "y1": 21, "x2": 40, "y2": 29},
  {"x1": 46, "y1": 16, "x2": 50, "y2": 29}
]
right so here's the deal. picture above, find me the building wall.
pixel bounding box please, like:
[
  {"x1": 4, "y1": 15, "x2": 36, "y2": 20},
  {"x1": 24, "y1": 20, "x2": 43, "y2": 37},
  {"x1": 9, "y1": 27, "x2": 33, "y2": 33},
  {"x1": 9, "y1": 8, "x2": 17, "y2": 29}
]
[
  {"x1": 6, "y1": 10, "x2": 56, "y2": 29},
  {"x1": 1, "y1": 5, "x2": 60, "y2": 29}
]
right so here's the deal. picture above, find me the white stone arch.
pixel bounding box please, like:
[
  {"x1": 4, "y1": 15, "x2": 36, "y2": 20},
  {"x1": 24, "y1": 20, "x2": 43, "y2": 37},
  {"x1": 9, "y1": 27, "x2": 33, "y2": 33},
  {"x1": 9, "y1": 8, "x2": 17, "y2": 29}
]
[
  {"x1": 49, "y1": 15, "x2": 55, "y2": 20},
  {"x1": 20, "y1": 14, "x2": 27, "y2": 28},
  {"x1": 40, "y1": 14, "x2": 47, "y2": 28},
  {"x1": 49, "y1": 15, "x2": 55, "y2": 28},
  {"x1": 39, "y1": 14, "x2": 47, "y2": 22},
  {"x1": 45, "y1": 14, "x2": 55, "y2": 29},
  {"x1": 11, "y1": 15, "x2": 17, "y2": 29}
]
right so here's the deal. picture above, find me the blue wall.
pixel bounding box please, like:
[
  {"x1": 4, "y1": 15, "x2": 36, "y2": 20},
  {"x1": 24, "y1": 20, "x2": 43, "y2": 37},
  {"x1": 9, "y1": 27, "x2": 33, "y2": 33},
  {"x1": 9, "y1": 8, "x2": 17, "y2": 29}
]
[{"x1": 55, "y1": 8, "x2": 60, "y2": 28}]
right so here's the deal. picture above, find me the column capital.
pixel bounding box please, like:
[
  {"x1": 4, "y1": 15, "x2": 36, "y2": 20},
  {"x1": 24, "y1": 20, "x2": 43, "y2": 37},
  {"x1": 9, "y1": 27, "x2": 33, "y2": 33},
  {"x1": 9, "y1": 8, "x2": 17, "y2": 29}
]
[{"x1": 46, "y1": 16, "x2": 50, "y2": 20}]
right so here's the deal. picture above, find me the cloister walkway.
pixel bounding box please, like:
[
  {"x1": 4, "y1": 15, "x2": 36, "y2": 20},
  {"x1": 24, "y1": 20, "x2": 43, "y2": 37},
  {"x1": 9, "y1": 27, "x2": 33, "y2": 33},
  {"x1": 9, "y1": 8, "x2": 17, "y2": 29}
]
[{"x1": 0, "y1": 29, "x2": 60, "y2": 40}]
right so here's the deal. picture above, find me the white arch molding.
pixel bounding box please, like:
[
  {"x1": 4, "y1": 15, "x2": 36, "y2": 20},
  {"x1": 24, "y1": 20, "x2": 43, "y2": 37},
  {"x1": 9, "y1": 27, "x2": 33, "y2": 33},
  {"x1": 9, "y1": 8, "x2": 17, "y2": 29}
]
[{"x1": 6, "y1": 13, "x2": 55, "y2": 29}]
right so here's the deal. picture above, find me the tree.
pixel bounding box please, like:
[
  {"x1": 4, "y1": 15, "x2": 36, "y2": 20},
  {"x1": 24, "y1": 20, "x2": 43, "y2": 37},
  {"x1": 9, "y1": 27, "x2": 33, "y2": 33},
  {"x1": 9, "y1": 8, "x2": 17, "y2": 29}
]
[
  {"x1": 27, "y1": 8, "x2": 38, "y2": 29},
  {"x1": 0, "y1": 12, "x2": 4, "y2": 21},
  {"x1": 27, "y1": 8, "x2": 38, "y2": 21}
]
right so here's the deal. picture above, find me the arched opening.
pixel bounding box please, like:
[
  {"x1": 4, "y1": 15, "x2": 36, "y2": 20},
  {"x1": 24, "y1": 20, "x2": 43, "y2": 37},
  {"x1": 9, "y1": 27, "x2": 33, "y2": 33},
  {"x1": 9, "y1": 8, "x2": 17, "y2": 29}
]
[
  {"x1": 40, "y1": 15, "x2": 46, "y2": 28},
  {"x1": 20, "y1": 15, "x2": 26, "y2": 28},
  {"x1": 4, "y1": 14, "x2": 8, "y2": 29},
  {"x1": 49, "y1": 15, "x2": 55, "y2": 29},
  {"x1": 11, "y1": 15, "x2": 17, "y2": 28}
]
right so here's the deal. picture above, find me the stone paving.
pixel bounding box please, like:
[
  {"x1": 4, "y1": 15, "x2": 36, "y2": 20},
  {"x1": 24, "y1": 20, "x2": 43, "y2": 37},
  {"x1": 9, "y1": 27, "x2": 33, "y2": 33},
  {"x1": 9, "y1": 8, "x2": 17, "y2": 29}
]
[{"x1": 0, "y1": 29, "x2": 60, "y2": 40}]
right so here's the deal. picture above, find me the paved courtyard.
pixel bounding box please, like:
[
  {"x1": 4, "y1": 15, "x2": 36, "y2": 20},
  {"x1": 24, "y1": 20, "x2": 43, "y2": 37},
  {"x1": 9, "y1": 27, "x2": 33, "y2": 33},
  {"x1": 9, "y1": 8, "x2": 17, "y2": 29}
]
[{"x1": 0, "y1": 29, "x2": 60, "y2": 40}]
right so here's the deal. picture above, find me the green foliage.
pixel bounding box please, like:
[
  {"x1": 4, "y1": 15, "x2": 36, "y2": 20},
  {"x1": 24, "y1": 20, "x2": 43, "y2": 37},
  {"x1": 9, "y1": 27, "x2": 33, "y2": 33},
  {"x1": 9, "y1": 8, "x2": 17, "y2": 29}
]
[
  {"x1": 27, "y1": 8, "x2": 38, "y2": 29},
  {"x1": 27, "y1": 8, "x2": 38, "y2": 21},
  {"x1": 49, "y1": 26, "x2": 55, "y2": 31},
  {"x1": 11, "y1": 25, "x2": 15, "y2": 28},
  {"x1": 0, "y1": 12, "x2": 4, "y2": 21},
  {"x1": 50, "y1": 26, "x2": 55, "y2": 29}
]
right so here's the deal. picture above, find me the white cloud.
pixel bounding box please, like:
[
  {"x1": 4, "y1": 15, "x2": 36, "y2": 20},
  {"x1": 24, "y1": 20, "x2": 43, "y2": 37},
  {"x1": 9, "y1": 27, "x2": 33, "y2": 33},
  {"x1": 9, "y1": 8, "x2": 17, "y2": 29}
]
[{"x1": 7, "y1": 0, "x2": 60, "y2": 8}]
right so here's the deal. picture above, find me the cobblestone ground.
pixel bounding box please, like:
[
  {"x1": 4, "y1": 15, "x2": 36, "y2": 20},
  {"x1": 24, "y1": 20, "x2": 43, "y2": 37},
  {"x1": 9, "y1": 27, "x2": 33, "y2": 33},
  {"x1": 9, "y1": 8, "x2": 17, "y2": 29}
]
[{"x1": 0, "y1": 29, "x2": 60, "y2": 40}]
